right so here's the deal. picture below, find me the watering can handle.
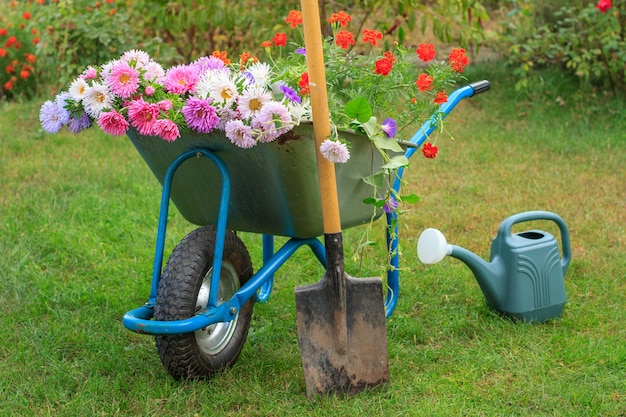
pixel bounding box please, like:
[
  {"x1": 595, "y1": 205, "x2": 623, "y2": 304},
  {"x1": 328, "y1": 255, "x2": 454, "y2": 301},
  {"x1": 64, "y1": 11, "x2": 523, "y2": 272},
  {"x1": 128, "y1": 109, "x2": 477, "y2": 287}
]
[{"x1": 497, "y1": 211, "x2": 571, "y2": 275}]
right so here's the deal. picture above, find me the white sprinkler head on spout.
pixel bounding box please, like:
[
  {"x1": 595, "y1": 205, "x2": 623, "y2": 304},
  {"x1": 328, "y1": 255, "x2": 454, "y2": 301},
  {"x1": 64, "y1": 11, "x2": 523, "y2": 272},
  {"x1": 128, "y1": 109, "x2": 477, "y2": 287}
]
[{"x1": 417, "y1": 228, "x2": 451, "y2": 264}]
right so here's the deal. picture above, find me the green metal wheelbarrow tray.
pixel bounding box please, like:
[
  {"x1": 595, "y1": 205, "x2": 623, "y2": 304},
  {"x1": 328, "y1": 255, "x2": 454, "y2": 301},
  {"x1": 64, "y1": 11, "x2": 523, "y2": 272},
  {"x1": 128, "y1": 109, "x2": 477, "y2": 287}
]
[{"x1": 122, "y1": 81, "x2": 489, "y2": 380}]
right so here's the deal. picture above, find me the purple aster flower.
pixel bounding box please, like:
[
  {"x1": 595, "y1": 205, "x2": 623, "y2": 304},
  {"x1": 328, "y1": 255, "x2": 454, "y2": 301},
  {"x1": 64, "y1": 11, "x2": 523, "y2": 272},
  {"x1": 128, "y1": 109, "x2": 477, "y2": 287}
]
[
  {"x1": 383, "y1": 196, "x2": 398, "y2": 213},
  {"x1": 182, "y1": 97, "x2": 220, "y2": 133},
  {"x1": 280, "y1": 84, "x2": 302, "y2": 104},
  {"x1": 192, "y1": 56, "x2": 227, "y2": 73},
  {"x1": 319, "y1": 139, "x2": 350, "y2": 163},
  {"x1": 39, "y1": 100, "x2": 65, "y2": 134},
  {"x1": 68, "y1": 113, "x2": 92, "y2": 133},
  {"x1": 53, "y1": 92, "x2": 72, "y2": 125},
  {"x1": 381, "y1": 117, "x2": 397, "y2": 138},
  {"x1": 242, "y1": 71, "x2": 255, "y2": 85}
]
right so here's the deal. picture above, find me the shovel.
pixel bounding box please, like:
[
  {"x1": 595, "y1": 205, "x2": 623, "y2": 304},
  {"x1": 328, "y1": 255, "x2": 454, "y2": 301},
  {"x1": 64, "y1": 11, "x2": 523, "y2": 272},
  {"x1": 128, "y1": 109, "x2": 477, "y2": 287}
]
[{"x1": 294, "y1": 0, "x2": 389, "y2": 397}]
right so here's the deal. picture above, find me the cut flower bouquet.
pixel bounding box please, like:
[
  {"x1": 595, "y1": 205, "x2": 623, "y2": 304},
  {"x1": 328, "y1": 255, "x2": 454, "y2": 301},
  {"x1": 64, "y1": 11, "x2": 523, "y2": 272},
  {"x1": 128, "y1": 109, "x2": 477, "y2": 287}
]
[{"x1": 40, "y1": 9, "x2": 470, "y2": 214}]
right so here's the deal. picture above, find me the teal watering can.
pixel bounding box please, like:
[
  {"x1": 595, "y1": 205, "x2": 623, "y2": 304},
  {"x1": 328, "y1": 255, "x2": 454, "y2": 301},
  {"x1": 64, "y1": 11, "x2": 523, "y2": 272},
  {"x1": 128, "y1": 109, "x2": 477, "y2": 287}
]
[{"x1": 418, "y1": 211, "x2": 571, "y2": 322}]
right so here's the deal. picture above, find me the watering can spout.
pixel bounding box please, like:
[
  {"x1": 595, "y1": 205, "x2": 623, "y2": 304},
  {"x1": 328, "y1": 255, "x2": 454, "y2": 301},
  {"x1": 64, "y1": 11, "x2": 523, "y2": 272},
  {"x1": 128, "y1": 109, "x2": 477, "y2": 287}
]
[{"x1": 417, "y1": 229, "x2": 504, "y2": 307}]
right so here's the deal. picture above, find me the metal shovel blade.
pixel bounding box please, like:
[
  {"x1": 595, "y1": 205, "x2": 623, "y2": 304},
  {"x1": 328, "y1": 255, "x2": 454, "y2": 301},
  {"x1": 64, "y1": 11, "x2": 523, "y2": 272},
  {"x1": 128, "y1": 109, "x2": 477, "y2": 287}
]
[{"x1": 295, "y1": 236, "x2": 389, "y2": 397}]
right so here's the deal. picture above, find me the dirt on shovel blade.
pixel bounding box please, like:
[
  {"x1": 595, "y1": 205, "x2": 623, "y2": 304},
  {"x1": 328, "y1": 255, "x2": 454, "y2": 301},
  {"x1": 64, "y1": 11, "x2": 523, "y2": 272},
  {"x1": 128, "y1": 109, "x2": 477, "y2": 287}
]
[{"x1": 295, "y1": 272, "x2": 389, "y2": 397}]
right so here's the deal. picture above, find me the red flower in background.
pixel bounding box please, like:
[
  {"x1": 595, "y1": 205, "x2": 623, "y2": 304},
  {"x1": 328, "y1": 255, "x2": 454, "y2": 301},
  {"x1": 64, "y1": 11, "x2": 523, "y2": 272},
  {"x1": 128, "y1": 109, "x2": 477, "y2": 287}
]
[
  {"x1": 362, "y1": 29, "x2": 383, "y2": 46},
  {"x1": 375, "y1": 57, "x2": 393, "y2": 76},
  {"x1": 415, "y1": 73, "x2": 434, "y2": 92},
  {"x1": 416, "y1": 43, "x2": 436, "y2": 62},
  {"x1": 298, "y1": 72, "x2": 310, "y2": 95},
  {"x1": 596, "y1": 0, "x2": 612, "y2": 12},
  {"x1": 335, "y1": 30, "x2": 355, "y2": 49},
  {"x1": 272, "y1": 33, "x2": 287, "y2": 47},
  {"x1": 212, "y1": 50, "x2": 230, "y2": 65},
  {"x1": 449, "y1": 48, "x2": 469, "y2": 73},
  {"x1": 327, "y1": 10, "x2": 352, "y2": 27},
  {"x1": 422, "y1": 142, "x2": 439, "y2": 158},
  {"x1": 0, "y1": 28, "x2": 7, "y2": 36},
  {"x1": 434, "y1": 91, "x2": 448, "y2": 104},
  {"x1": 285, "y1": 10, "x2": 303, "y2": 28}
]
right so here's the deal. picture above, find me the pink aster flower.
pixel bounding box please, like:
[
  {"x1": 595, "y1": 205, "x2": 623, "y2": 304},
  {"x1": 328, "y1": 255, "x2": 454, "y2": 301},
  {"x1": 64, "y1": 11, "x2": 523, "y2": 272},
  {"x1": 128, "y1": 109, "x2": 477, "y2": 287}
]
[
  {"x1": 320, "y1": 139, "x2": 350, "y2": 163},
  {"x1": 225, "y1": 119, "x2": 256, "y2": 148},
  {"x1": 144, "y1": 85, "x2": 155, "y2": 96},
  {"x1": 164, "y1": 64, "x2": 199, "y2": 94},
  {"x1": 98, "y1": 109, "x2": 130, "y2": 136},
  {"x1": 153, "y1": 119, "x2": 180, "y2": 142},
  {"x1": 82, "y1": 66, "x2": 98, "y2": 80},
  {"x1": 128, "y1": 99, "x2": 160, "y2": 136},
  {"x1": 106, "y1": 61, "x2": 140, "y2": 98},
  {"x1": 157, "y1": 99, "x2": 173, "y2": 111},
  {"x1": 183, "y1": 97, "x2": 220, "y2": 133}
]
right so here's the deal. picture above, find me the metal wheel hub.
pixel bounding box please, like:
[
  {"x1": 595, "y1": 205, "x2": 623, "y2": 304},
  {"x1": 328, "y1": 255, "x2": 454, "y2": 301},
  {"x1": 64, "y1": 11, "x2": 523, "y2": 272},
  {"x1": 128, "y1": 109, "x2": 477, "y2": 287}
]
[{"x1": 195, "y1": 263, "x2": 240, "y2": 355}]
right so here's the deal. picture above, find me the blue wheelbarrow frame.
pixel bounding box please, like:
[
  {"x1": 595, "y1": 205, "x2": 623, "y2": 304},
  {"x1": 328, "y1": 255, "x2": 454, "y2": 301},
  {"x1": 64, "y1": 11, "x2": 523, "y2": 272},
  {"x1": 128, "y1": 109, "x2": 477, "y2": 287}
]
[{"x1": 122, "y1": 81, "x2": 490, "y2": 335}]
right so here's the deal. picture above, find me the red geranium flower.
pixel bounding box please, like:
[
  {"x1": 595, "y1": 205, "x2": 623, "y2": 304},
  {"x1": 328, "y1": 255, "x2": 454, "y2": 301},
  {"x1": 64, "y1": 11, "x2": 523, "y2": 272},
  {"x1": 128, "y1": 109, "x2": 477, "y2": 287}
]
[
  {"x1": 285, "y1": 10, "x2": 303, "y2": 28},
  {"x1": 374, "y1": 57, "x2": 394, "y2": 76},
  {"x1": 0, "y1": 28, "x2": 7, "y2": 36},
  {"x1": 23, "y1": 12, "x2": 31, "y2": 20},
  {"x1": 422, "y1": 142, "x2": 438, "y2": 158},
  {"x1": 328, "y1": 10, "x2": 352, "y2": 27},
  {"x1": 415, "y1": 73, "x2": 434, "y2": 92},
  {"x1": 272, "y1": 33, "x2": 287, "y2": 47},
  {"x1": 260, "y1": 40, "x2": 272, "y2": 48},
  {"x1": 335, "y1": 30, "x2": 355, "y2": 49},
  {"x1": 434, "y1": 91, "x2": 448, "y2": 104},
  {"x1": 362, "y1": 29, "x2": 383, "y2": 46},
  {"x1": 449, "y1": 48, "x2": 469, "y2": 73},
  {"x1": 299, "y1": 72, "x2": 310, "y2": 95},
  {"x1": 416, "y1": 43, "x2": 436, "y2": 62},
  {"x1": 0, "y1": 48, "x2": 6, "y2": 58}
]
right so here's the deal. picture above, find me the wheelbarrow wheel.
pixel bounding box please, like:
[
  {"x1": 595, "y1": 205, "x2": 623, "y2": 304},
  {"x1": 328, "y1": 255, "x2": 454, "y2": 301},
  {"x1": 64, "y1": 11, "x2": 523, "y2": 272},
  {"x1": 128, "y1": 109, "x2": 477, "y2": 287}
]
[{"x1": 154, "y1": 225, "x2": 253, "y2": 380}]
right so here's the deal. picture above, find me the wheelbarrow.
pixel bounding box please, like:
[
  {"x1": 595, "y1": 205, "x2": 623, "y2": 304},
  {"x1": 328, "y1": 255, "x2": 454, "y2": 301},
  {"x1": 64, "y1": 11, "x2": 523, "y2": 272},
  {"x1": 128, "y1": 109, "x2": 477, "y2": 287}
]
[{"x1": 122, "y1": 80, "x2": 490, "y2": 380}]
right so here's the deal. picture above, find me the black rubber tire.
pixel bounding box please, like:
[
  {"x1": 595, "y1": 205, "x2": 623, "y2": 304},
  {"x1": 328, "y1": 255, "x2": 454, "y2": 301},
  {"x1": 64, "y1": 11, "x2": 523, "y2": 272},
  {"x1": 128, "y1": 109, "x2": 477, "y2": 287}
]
[{"x1": 154, "y1": 225, "x2": 254, "y2": 380}]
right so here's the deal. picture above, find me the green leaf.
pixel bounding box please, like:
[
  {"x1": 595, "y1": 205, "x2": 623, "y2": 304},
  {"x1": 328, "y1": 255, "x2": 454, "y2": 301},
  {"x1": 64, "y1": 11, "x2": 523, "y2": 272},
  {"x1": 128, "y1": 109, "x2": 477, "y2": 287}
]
[
  {"x1": 362, "y1": 197, "x2": 385, "y2": 208},
  {"x1": 370, "y1": 134, "x2": 405, "y2": 153},
  {"x1": 381, "y1": 155, "x2": 410, "y2": 170},
  {"x1": 345, "y1": 97, "x2": 373, "y2": 123},
  {"x1": 362, "y1": 171, "x2": 385, "y2": 188},
  {"x1": 400, "y1": 194, "x2": 420, "y2": 204}
]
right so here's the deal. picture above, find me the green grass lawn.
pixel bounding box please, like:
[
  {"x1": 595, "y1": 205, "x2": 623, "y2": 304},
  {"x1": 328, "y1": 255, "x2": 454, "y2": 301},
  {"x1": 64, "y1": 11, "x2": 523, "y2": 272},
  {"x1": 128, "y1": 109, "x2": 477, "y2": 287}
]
[{"x1": 1, "y1": 64, "x2": 624, "y2": 416}]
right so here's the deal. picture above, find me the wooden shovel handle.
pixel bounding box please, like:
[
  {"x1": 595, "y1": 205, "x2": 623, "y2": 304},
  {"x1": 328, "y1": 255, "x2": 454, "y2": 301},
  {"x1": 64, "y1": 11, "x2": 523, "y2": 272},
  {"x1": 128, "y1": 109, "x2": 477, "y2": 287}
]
[{"x1": 300, "y1": 0, "x2": 341, "y2": 235}]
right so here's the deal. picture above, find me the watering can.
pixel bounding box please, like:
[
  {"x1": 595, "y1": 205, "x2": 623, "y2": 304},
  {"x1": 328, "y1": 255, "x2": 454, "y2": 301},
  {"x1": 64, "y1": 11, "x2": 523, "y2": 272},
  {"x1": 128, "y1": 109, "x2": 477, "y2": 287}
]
[{"x1": 417, "y1": 211, "x2": 571, "y2": 322}]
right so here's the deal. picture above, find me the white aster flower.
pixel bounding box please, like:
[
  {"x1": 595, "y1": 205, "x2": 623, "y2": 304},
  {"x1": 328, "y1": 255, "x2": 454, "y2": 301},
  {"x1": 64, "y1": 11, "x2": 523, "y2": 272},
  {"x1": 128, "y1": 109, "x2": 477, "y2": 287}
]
[
  {"x1": 286, "y1": 98, "x2": 311, "y2": 124},
  {"x1": 237, "y1": 86, "x2": 272, "y2": 120},
  {"x1": 82, "y1": 83, "x2": 113, "y2": 118},
  {"x1": 196, "y1": 71, "x2": 240, "y2": 106},
  {"x1": 142, "y1": 61, "x2": 166, "y2": 84},
  {"x1": 246, "y1": 62, "x2": 272, "y2": 87},
  {"x1": 121, "y1": 49, "x2": 151, "y2": 69},
  {"x1": 69, "y1": 77, "x2": 89, "y2": 101}
]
